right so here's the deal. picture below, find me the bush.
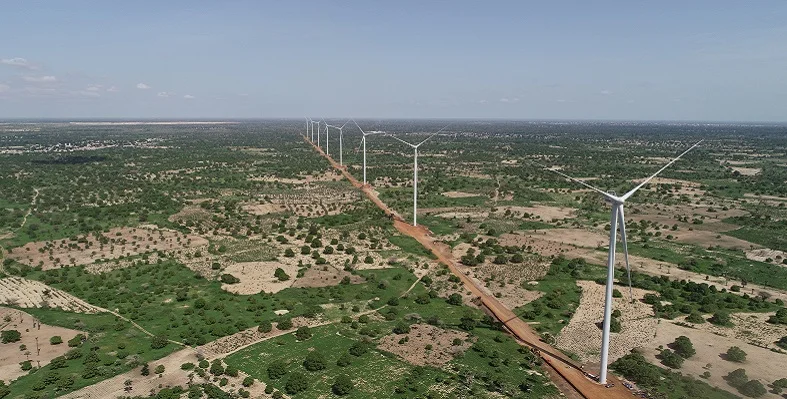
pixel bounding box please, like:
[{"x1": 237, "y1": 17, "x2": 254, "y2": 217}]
[
  {"x1": 610, "y1": 317, "x2": 622, "y2": 333},
  {"x1": 150, "y1": 335, "x2": 168, "y2": 349},
  {"x1": 332, "y1": 374, "x2": 354, "y2": 395},
  {"x1": 180, "y1": 362, "x2": 195, "y2": 370},
  {"x1": 671, "y1": 336, "x2": 696, "y2": 358},
  {"x1": 267, "y1": 360, "x2": 287, "y2": 379},
  {"x1": 739, "y1": 380, "x2": 766, "y2": 397},
  {"x1": 768, "y1": 308, "x2": 787, "y2": 325},
  {"x1": 295, "y1": 326, "x2": 312, "y2": 341},
  {"x1": 725, "y1": 346, "x2": 747, "y2": 363},
  {"x1": 242, "y1": 376, "x2": 254, "y2": 387},
  {"x1": 336, "y1": 353, "x2": 352, "y2": 367},
  {"x1": 67, "y1": 334, "x2": 85, "y2": 347},
  {"x1": 393, "y1": 322, "x2": 410, "y2": 334},
  {"x1": 686, "y1": 312, "x2": 705, "y2": 324},
  {"x1": 710, "y1": 311, "x2": 732, "y2": 326},
  {"x1": 258, "y1": 320, "x2": 272, "y2": 333},
  {"x1": 220, "y1": 273, "x2": 240, "y2": 284},
  {"x1": 725, "y1": 368, "x2": 748, "y2": 388},
  {"x1": 284, "y1": 248, "x2": 295, "y2": 258},
  {"x1": 612, "y1": 289, "x2": 622, "y2": 298},
  {"x1": 303, "y1": 351, "x2": 326, "y2": 371},
  {"x1": 1, "y1": 330, "x2": 21, "y2": 344},
  {"x1": 274, "y1": 268, "x2": 290, "y2": 281},
  {"x1": 659, "y1": 349, "x2": 684, "y2": 369},
  {"x1": 49, "y1": 336, "x2": 63, "y2": 345},
  {"x1": 285, "y1": 372, "x2": 309, "y2": 394},
  {"x1": 349, "y1": 341, "x2": 368, "y2": 356},
  {"x1": 210, "y1": 360, "x2": 225, "y2": 375},
  {"x1": 155, "y1": 364, "x2": 165, "y2": 374},
  {"x1": 447, "y1": 293, "x2": 463, "y2": 306},
  {"x1": 277, "y1": 318, "x2": 293, "y2": 330}
]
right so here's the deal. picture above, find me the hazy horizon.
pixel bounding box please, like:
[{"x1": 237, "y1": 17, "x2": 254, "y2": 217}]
[{"x1": 2, "y1": 1, "x2": 786, "y2": 121}]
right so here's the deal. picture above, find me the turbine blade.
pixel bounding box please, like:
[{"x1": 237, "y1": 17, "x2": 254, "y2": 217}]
[
  {"x1": 389, "y1": 134, "x2": 417, "y2": 147},
  {"x1": 618, "y1": 206, "x2": 634, "y2": 302},
  {"x1": 534, "y1": 161, "x2": 617, "y2": 201},
  {"x1": 620, "y1": 140, "x2": 703, "y2": 201},
  {"x1": 340, "y1": 120, "x2": 350, "y2": 129},
  {"x1": 416, "y1": 133, "x2": 438, "y2": 147},
  {"x1": 352, "y1": 119, "x2": 366, "y2": 135}
]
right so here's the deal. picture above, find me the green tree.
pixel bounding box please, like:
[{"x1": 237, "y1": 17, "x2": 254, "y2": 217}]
[
  {"x1": 155, "y1": 364, "x2": 165, "y2": 374},
  {"x1": 349, "y1": 341, "x2": 368, "y2": 357},
  {"x1": 332, "y1": 374, "x2": 354, "y2": 395},
  {"x1": 686, "y1": 312, "x2": 705, "y2": 324},
  {"x1": 284, "y1": 248, "x2": 295, "y2": 257},
  {"x1": 710, "y1": 311, "x2": 732, "y2": 326},
  {"x1": 739, "y1": 380, "x2": 766, "y2": 397},
  {"x1": 447, "y1": 293, "x2": 463, "y2": 306},
  {"x1": 285, "y1": 372, "x2": 309, "y2": 394},
  {"x1": 659, "y1": 349, "x2": 684, "y2": 369},
  {"x1": 726, "y1": 346, "x2": 747, "y2": 363},
  {"x1": 141, "y1": 363, "x2": 150, "y2": 376},
  {"x1": 295, "y1": 326, "x2": 312, "y2": 341},
  {"x1": 1, "y1": 330, "x2": 21, "y2": 344},
  {"x1": 242, "y1": 376, "x2": 254, "y2": 387},
  {"x1": 671, "y1": 336, "x2": 696, "y2": 358},
  {"x1": 277, "y1": 318, "x2": 293, "y2": 330},
  {"x1": 610, "y1": 317, "x2": 622, "y2": 333},
  {"x1": 151, "y1": 334, "x2": 168, "y2": 349},
  {"x1": 210, "y1": 360, "x2": 225, "y2": 375},
  {"x1": 49, "y1": 336, "x2": 63, "y2": 345},
  {"x1": 258, "y1": 320, "x2": 272, "y2": 333},
  {"x1": 303, "y1": 351, "x2": 326, "y2": 371},
  {"x1": 459, "y1": 315, "x2": 477, "y2": 331},
  {"x1": 267, "y1": 360, "x2": 287, "y2": 379},
  {"x1": 393, "y1": 322, "x2": 410, "y2": 334},
  {"x1": 725, "y1": 368, "x2": 748, "y2": 388},
  {"x1": 768, "y1": 308, "x2": 787, "y2": 325},
  {"x1": 274, "y1": 268, "x2": 290, "y2": 281},
  {"x1": 336, "y1": 353, "x2": 352, "y2": 367}
]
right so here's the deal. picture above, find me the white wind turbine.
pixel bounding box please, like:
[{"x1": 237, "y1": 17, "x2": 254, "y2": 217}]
[
  {"x1": 541, "y1": 140, "x2": 702, "y2": 384},
  {"x1": 388, "y1": 125, "x2": 450, "y2": 226},
  {"x1": 321, "y1": 119, "x2": 330, "y2": 155},
  {"x1": 352, "y1": 119, "x2": 386, "y2": 186},
  {"x1": 326, "y1": 121, "x2": 350, "y2": 166},
  {"x1": 309, "y1": 119, "x2": 318, "y2": 142}
]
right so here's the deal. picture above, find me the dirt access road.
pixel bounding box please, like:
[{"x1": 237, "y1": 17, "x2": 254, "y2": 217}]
[{"x1": 305, "y1": 136, "x2": 635, "y2": 399}]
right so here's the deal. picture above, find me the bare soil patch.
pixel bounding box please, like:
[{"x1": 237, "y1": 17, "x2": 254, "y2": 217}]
[
  {"x1": 377, "y1": 324, "x2": 473, "y2": 367},
  {"x1": 291, "y1": 266, "x2": 364, "y2": 289},
  {"x1": 8, "y1": 225, "x2": 207, "y2": 270},
  {"x1": 681, "y1": 312, "x2": 787, "y2": 350},
  {"x1": 0, "y1": 277, "x2": 103, "y2": 313},
  {"x1": 0, "y1": 306, "x2": 87, "y2": 384},
  {"x1": 441, "y1": 191, "x2": 482, "y2": 198},
  {"x1": 731, "y1": 166, "x2": 761, "y2": 176},
  {"x1": 241, "y1": 202, "x2": 286, "y2": 215},
  {"x1": 557, "y1": 281, "x2": 657, "y2": 364},
  {"x1": 221, "y1": 261, "x2": 300, "y2": 295},
  {"x1": 643, "y1": 321, "x2": 786, "y2": 398},
  {"x1": 493, "y1": 205, "x2": 575, "y2": 221}
]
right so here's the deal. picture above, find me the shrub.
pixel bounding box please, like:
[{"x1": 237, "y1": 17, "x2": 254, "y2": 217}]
[
  {"x1": 49, "y1": 336, "x2": 63, "y2": 345},
  {"x1": 277, "y1": 318, "x2": 293, "y2": 330},
  {"x1": 67, "y1": 334, "x2": 85, "y2": 347},
  {"x1": 393, "y1": 322, "x2": 410, "y2": 334},
  {"x1": 285, "y1": 372, "x2": 309, "y2": 394},
  {"x1": 1, "y1": 330, "x2": 21, "y2": 344},
  {"x1": 610, "y1": 317, "x2": 622, "y2": 333},
  {"x1": 220, "y1": 273, "x2": 240, "y2": 284},
  {"x1": 210, "y1": 360, "x2": 225, "y2": 375},
  {"x1": 274, "y1": 268, "x2": 290, "y2": 281},
  {"x1": 349, "y1": 341, "x2": 368, "y2": 356},
  {"x1": 739, "y1": 380, "x2": 766, "y2": 397},
  {"x1": 155, "y1": 365, "x2": 165, "y2": 374},
  {"x1": 447, "y1": 293, "x2": 463, "y2": 306},
  {"x1": 295, "y1": 326, "x2": 312, "y2": 341},
  {"x1": 242, "y1": 376, "x2": 254, "y2": 387},
  {"x1": 303, "y1": 351, "x2": 326, "y2": 371},
  {"x1": 284, "y1": 248, "x2": 295, "y2": 257},
  {"x1": 267, "y1": 360, "x2": 287, "y2": 379},
  {"x1": 659, "y1": 349, "x2": 684, "y2": 369},
  {"x1": 150, "y1": 335, "x2": 168, "y2": 349},
  {"x1": 671, "y1": 336, "x2": 695, "y2": 359},
  {"x1": 725, "y1": 346, "x2": 747, "y2": 363},
  {"x1": 336, "y1": 353, "x2": 352, "y2": 367},
  {"x1": 709, "y1": 311, "x2": 732, "y2": 326},
  {"x1": 768, "y1": 308, "x2": 787, "y2": 325},
  {"x1": 725, "y1": 368, "x2": 748, "y2": 388},
  {"x1": 258, "y1": 320, "x2": 272, "y2": 333},
  {"x1": 332, "y1": 374, "x2": 354, "y2": 395},
  {"x1": 686, "y1": 312, "x2": 705, "y2": 324},
  {"x1": 181, "y1": 362, "x2": 195, "y2": 370}
]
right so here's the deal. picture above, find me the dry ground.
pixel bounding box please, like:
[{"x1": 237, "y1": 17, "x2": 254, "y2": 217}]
[
  {"x1": 643, "y1": 321, "x2": 786, "y2": 399},
  {"x1": 0, "y1": 277, "x2": 103, "y2": 313},
  {"x1": 556, "y1": 281, "x2": 658, "y2": 364},
  {"x1": 493, "y1": 205, "x2": 575, "y2": 221},
  {"x1": 441, "y1": 191, "x2": 483, "y2": 198},
  {"x1": 377, "y1": 323, "x2": 473, "y2": 367},
  {"x1": 8, "y1": 225, "x2": 207, "y2": 270},
  {"x1": 220, "y1": 261, "x2": 301, "y2": 295},
  {"x1": 679, "y1": 312, "x2": 787, "y2": 350},
  {"x1": 0, "y1": 306, "x2": 87, "y2": 384}
]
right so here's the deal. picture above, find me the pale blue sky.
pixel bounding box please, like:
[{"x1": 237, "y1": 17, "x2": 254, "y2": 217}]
[{"x1": 1, "y1": 1, "x2": 786, "y2": 121}]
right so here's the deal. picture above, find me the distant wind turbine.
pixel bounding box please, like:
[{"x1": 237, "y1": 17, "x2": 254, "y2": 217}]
[
  {"x1": 388, "y1": 125, "x2": 450, "y2": 226},
  {"x1": 540, "y1": 140, "x2": 702, "y2": 385},
  {"x1": 352, "y1": 120, "x2": 386, "y2": 186},
  {"x1": 326, "y1": 120, "x2": 350, "y2": 166}
]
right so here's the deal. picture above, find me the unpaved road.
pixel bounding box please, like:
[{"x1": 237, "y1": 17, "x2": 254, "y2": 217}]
[{"x1": 305, "y1": 136, "x2": 635, "y2": 399}]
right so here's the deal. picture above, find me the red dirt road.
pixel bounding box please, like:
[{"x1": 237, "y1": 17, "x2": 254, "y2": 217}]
[{"x1": 304, "y1": 136, "x2": 635, "y2": 399}]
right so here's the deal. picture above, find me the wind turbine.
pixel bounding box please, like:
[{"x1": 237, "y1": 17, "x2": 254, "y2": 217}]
[
  {"x1": 326, "y1": 121, "x2": 350, "y2": 166},
  {"x1": 540, "y1": 140, "x2": 702, "y2": 385},
  {"x1": 352, "y1": 120, "x2": 386, "y2": 186},
  {"x1": 388, "y1": 125, "x2": 450, "y2": 226},
  {"x1": 321, "y1": 119, "x2": 330, "y2": 155}
]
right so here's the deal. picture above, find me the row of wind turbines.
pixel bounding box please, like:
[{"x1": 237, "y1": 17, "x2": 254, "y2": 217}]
[{"x1": 303, "y1": 117, "x2": 701, "y2": 385}]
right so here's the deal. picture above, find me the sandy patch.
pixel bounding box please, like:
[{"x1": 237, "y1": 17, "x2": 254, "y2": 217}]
[
  {"x1": 493, "y1": 205, "x2": 575, "y2": 221},
  {"x1": 746, "y1": 248, "x2": 787, "y2": 264},
  {"x1": 377, "y1": 324, "x2": 473, "y2": 367},
  {"x1": 501, "y1": 229, "x2": 609, "y2": 249},
  {"x1": 682, "y1": 312, "x2": 787, "y2": 350},
  {"x1": 0, "y1": 277, "x2": 104, "y2": 313},
  {"x1": 643, "y1": 321, "x2": 787, "y2": 398},
  {"x1": 731, "y1": 166, "x2": 761, "y2": 176},
  {"x1": 8, "y1": 225, "x2": 207, "y2": 270},
  {"x1": 248, "y1": 170, "x2": 339, "y2": 185},
  {"x1": 556, "y1": 281, "x2": 657, "y2": 364},
  {"x1": 743, "y1": 193, "x2": 787, "y2": 202},
  {"x1": 241, "y1": 203, "x2": 286, "y2": 215},
  {"x1": 291, "y1": 266, "x2": 364, "y2": 289},
  {"x1": 0, "y1": 307, "x2": 87, "y2": 384},
  {"x1": 442, "y1": 191, "x2": 482, "y2": 198},
  {"x1": 220, "y1": 261, "x2": 301, "y2": 295},
  {"x1": 167, "y1": 205, "x2": 212, "y2": 223},
  {"x1": 434, "y1": 211, "x2": 489, "y2": 219}
]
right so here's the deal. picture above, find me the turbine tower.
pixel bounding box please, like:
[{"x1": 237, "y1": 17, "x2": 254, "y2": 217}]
[
  {"x1": 322, "y1": 119, "x2": 329, "y2": 155},
  {"x1": 352, "y1": 120, "x2": 385, "y2": 186},
  {"x1": 326, "y1": 121, "x2": 350, "y2": 166},
  {"x1": 541, "y1": 140, "x2": 702, "y2": 384}
]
